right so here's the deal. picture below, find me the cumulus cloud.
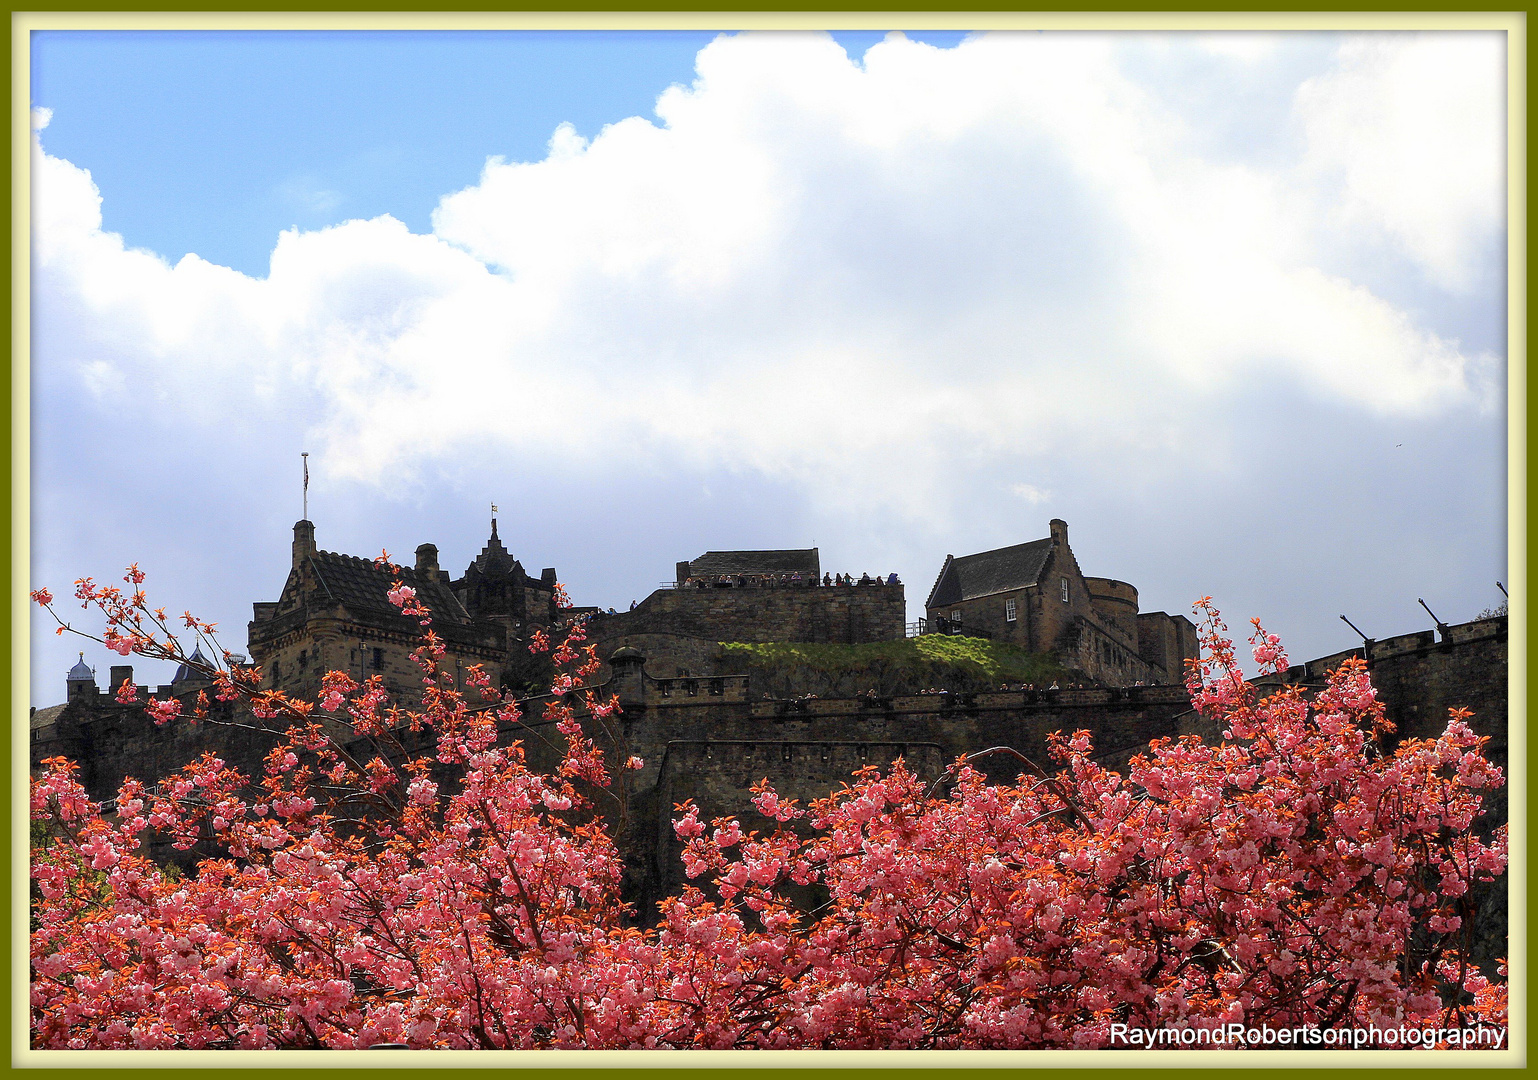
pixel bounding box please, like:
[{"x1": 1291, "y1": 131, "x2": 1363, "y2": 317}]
[
  {"x1": 31, "y1": 30, "x2": 1505, "y2": 526},
  {"x1": 1294, "y1": 32, "x2": 1505, "y2": 294}
]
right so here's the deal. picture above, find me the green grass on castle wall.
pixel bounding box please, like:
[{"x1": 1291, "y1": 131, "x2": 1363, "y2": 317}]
[{"x1": 718, "y1": 635, "x2": 1074, "y2": 698}]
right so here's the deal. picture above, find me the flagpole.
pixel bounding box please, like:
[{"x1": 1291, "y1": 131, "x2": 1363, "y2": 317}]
[{"x1": 302, "y1": 452, "x2": 309, "y2": 521}]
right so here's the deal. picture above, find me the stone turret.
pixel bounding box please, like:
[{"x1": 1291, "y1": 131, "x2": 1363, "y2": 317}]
[
  {"x1": 608, "y1": 646, "x2": 647, "y2": 708},
  {"x1": 66, "y1": 653, "x2": 96, "y2": 700},
  {"x1": 452, "y1": 517, "x2": 560, "y2": 645}
]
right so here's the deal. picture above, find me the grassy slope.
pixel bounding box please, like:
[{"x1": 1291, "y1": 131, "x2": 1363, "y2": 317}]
[{"x1": 718, "y1": 636, "x2": 1075, "y2": 698}]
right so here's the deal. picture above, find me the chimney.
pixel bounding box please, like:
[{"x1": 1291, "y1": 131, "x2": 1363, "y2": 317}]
[
  {"x1": 1049, "y1": 519, "x2": 1068, "y2": 547},
  {"x1": 293, "y1": 520, "x2": 317, "y2": 569},
  {"x1": 109, "y1": 665, "x2": 135, "y2": 696},
  {"x1": 415, "y1": 543, "x2": 440, "y2": 582},
  {"x1": 676, "y1": 561, "x2": 692, "y2": 585}
]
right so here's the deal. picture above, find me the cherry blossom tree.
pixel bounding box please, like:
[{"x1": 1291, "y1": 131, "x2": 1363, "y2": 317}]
[{"x1": 30, "y1": 573, "x2": 1505, "y2": 1049}]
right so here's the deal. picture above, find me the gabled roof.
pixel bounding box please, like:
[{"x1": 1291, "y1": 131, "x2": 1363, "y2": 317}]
[
  {"x1": 284, "y1": 549, "x2": 476, "y2": 631},
  {"x1": 926, "y1": 538, "x2": 1054, "y2": 608},
  {"x1": 686, "y1": 548, "x2": 820, "y2": 578}
]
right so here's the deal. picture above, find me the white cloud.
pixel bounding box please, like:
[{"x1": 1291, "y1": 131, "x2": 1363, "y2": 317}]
[
  {"x1": 1192, "y1": 32, "x2": 1280, "y2": 63},
  {"x1": 1294, "y1": 32, "x2": 1505, "y2": 293},
  {"x1": 277, "y1": 176, "x2": 344, "y2": 214},
  {"x1": 31, "y1": 31, "x2": 1505, "y2": 527}
]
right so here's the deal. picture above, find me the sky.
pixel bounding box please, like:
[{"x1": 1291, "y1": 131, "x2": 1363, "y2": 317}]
[{"x1": 28, "y1": 27, "x2": 1510, "y2": 705}]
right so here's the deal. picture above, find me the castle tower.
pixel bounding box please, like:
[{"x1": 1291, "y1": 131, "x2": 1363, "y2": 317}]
[
  {"x1": 250, "y1": 519, "x2": 505, "y2": 706},
  {"x1": 66, "y1": 653, "x2": 96, "y2": 701},
  {"x1": 452, "y1": 515, "x2": 559, "y2": 642}
]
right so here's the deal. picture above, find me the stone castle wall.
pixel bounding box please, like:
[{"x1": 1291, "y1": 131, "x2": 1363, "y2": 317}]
[
  {"x1": 33, "y1": 614, "x2": 1506, "y2": 937},
  {"x1": 583, "y1": 583, "x2": 906, "y2": 675},
  {"x1": 493, "y1": 670, "x2": 1209, "y2": 911}
]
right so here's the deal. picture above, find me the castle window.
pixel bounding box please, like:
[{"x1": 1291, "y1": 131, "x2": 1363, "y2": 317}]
[
  {"x1": 1061, "y1": 577, "x2": 1070, "y2": 603},
  {"x1": 298, "y1": 650, "x2": 308, "y2": 670},
  {"x1": 271, "y1": 660, "x2": 280, "y2": 680},
  {"x1": 951, "y1": 610, "x2": 962, "y2": 624},
  {"x1": 372, "y1": 648, "x2": 384, "y2": 671},
  {"x1": 1005, "y1": 598, "x2": 1017, "y2": 623}
]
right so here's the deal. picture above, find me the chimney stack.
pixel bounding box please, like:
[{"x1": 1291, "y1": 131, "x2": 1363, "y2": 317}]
[
  {"x1": 415, "y1": 543, "x2": 440, "y2": 582},
  {"x1": 1049, "y1": 519, "x2": 1068, "y2": 546},
  {"x1": 109, "y1": 665, "x2": 136, "y2": 697},
  {"x1": 293, "y1": 520, "x2": 317, "y2": 569}
]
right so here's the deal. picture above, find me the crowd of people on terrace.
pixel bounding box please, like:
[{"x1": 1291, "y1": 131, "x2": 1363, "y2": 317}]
[
  {"x1": 914, "y1": 681, "x2": 1099, "y2": 694},
  {"x1": 679, "y1": 571, "x2": 901, "y2": 589}
]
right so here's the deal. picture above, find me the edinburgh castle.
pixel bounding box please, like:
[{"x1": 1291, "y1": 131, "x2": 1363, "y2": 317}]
[{"x1": 31, "y1": 515, "x2": 1508, "y2": 938}]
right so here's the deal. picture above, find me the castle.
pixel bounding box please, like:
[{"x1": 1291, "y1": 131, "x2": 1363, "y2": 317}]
[
  {"x1": 923, "y1": 519, "x2": 1197, "y2": 685},
  {"x1": 237, "y1": 514, "x2": 1189, "y2": 701},
  {"x1": 246, "y1": 518, "x2": 558, "y2": 706},
  {"x1": 30, "y1": 516, "x2": 1507, "y2": 939}
]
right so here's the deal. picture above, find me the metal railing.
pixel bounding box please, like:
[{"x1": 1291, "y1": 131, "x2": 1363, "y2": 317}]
[{"x1": 918, "y1": 620, "x2": 994, "y2": 640}]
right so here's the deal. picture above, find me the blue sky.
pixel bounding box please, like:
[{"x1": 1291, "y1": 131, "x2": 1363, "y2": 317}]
[
  {"x1": 31, "y1": 29, "x2": 967, "y2": 276},
  {"x1": 29, "y1": 28, "x2": 1510, "y2": 704}
]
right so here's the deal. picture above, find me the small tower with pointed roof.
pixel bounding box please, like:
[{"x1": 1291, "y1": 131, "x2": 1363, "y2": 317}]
[
  {"x1": 66, "y1": 653, "x2": 96, "y2": 700},
  {"x1": 171, "y1": 645, "x2": 215, "y2": 692},
  {"x1": 450, "y1": 513, "x2": 560, "y2": 647}
]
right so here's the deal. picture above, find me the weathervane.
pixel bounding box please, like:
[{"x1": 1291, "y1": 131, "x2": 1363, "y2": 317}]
[{"x1": 302, "y1": 452, "x2": 309, "y2": 521}]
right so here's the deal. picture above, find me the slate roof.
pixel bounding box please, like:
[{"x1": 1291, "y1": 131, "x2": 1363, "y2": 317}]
[
  {"x1": 925, "y1": 537, "x2": 1054, "y2": 608},
  {"x1": 466, "y1": 519, "x2": 517, "y2": 577},
  {"x1": 32, "y1": 703, "x2": 66, "y2": 731},
  {"x1": 289, "y1": 549, "x2": 477, "y2": 631},
  {"x1": 686, "y1": 549, "x2": 820, "y2": 578},
  {"x1": 171, "y1": 645, "x2": 214, "y2": 686}
]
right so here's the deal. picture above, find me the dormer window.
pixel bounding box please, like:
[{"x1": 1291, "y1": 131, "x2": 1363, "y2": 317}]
[{"x1": 1061, "y1": 578, "x2": 1069, "y2": 603}]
